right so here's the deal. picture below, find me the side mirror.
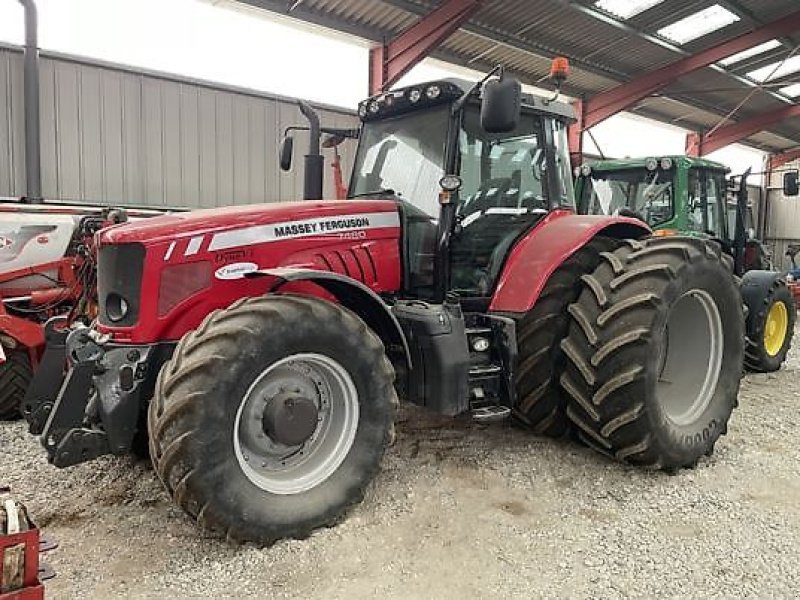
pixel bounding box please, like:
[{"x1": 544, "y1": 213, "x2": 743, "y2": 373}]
[
  {"x1": 481, "y1": 77, "x2": 521, "y2": 134},
  {"x1": 279, "y1": 136, "x2": 294, "y2": 172},
  {"x1": 783, "y1": 171, "x2": 799, "y2": 197}
]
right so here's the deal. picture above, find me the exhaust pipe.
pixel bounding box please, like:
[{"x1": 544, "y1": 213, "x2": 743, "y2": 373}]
[
  {"x1": 19, "y1": 0, "x2": 42, "y2": 203},
  {"x1": 298, "y1": 101, "x2": 323, "y2": 201}
]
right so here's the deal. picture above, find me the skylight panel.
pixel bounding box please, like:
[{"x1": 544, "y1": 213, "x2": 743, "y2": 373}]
[
  {"x1": 779, "y1": 83, "x2": 800, "y2": 98},
  {"x1": 747, "y1": 55, "x2": 800, "y2": 83},
  {"x1": 719, "y1": 39, "x2": 782, "y2": 66},
  {"x1": 658, "y1": 4, "x2": 740, "y2": 44},
  {"x1": 594, "y1": 0, "x2": 665, "y2": 19}
]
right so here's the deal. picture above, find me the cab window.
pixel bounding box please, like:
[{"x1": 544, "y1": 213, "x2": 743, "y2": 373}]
[{"x1": 687, "y1": 169, "x2": 727, "y2": 239}]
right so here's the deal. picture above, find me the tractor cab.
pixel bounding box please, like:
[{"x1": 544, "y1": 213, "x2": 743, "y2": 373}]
[
  {"x1": 349, "y1": 78, "x2": 575, "y2": 300},
  {"x1": 576, "y1": 156, "x2": 731, "y2": 242}
]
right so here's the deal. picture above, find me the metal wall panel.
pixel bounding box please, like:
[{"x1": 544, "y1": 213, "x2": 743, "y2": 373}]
[
  {"x1": 763, "y1": 159, "x2": 800, "y2": 271},
  {"x1": 0, "y1": 43, "x2": 358, "y2": 208}
]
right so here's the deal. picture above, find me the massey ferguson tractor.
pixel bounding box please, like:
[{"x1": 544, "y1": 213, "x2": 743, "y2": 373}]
[
  {"x1": 24, "y1": 70, "x2": 745, "y2": 545},
  {"x1": 575, "y1": 156, "x2": 795, "y2": 372}
]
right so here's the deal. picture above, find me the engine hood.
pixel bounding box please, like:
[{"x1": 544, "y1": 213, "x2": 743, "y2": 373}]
[{"x1": 100, "y1": 200, "x2": 399, "y2": 246}]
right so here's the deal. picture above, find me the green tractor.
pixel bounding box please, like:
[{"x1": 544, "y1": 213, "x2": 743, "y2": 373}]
[{"x1": 576, "y1": 155, "x2": 795, "y2": 372}]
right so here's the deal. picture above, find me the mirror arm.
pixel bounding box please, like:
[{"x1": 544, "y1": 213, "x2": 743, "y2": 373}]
[{"x1": 452, "y1": 65, "x2": 504, "y2": 115}]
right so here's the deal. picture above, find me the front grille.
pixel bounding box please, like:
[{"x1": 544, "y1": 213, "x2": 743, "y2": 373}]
[{"x1": 98, "y1": 243, "x2": 145, "y2": 327}]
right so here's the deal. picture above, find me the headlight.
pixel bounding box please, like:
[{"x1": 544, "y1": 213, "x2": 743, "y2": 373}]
[
  {"x1": 426, "y1": 85, "x2": 441, "y2": 100},
  {"x1": 105, "y1": 293, "x2": 129, "y2": 322},
  {"x1": 580, "y1": 164, "x2": 592, "y2": 176},
  {"x1": 660, "y1": 157, "x2": 674, "y2": 170},
  {"x1": 368, "y1": 100, "x2": 381, "y2": 114},
  {"x1": 439, "y1": 174, "x2": 463, "y2": 192},
  {"x1": 645, "y1": 157, "x2": 658, "y2": 171},
  {"x1": 358, "y1": 103, "x2": 368, "y2": 118},
  {"x1": 408, "y1": 88, "x2": 422, "y2": 103},
  {"x1": 472, "y1": 337, "x2": 490, "y2": 352}
]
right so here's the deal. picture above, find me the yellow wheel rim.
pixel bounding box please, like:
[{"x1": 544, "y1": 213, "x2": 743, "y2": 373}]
[{"x1": 764, "y1": 300, "x2": 789, "y2": 357}]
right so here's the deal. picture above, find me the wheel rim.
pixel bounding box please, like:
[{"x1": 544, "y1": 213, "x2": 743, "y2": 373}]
[
  {"x1": 763, "y1": 300, "x2": 789, "y2": 357},
  {"x1": 233, "y1": 353, "x2": 359, "y2": 495},
  {"x1": 656, "y1": 289, "x2": 724, "y2": 426}
]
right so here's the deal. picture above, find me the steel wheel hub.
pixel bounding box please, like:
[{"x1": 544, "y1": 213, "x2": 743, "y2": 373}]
[
  {"x1": 656, "y1": 289, "x2": 723, "y2": 426},
  {"x1": 233, "y1": 353, "x2": 359, "y2": 495}
]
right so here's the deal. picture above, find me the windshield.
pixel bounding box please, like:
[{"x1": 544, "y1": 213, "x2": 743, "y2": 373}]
[
  {"x1": 349, "y1": 105, "x2": 449, "y2": 218},
  {"x1": 581, "y1": 168, "x2": 674, "y2": 226}
]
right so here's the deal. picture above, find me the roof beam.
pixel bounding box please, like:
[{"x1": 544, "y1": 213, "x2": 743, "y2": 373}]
[
  {"x1": 685, "y1": 103, "x2": 800, "y2": 156},
  {"x1": 769, "y1": 148, "x2": 800, "y2": 170},
  {"x1": 368, "y1": 0, "x2": 483, "y2": 95},
  {"x1": 581, "y1": 8, "x2": 800, "y2": 129}
]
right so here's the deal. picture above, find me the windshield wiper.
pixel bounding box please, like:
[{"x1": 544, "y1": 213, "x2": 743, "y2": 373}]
[{"x1": 350, "y1": 188, "x2": 396, "y2": 198}]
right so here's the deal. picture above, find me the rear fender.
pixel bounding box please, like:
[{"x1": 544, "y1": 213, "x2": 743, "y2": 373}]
[
  {"x1": 248, "y1": 267, "x2": 412, "y2": 369},
  {"x1": 489, "y1": 211, "x2": 650, "y2": 313}
]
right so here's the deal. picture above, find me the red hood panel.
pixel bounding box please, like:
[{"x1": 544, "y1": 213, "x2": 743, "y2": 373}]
[{"x1": 101, "y1": 200, "x2": 399, "y2": 245}]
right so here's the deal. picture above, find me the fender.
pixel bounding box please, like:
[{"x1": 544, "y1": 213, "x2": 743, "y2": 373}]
[
  {"x1": 489, "y1": 210, "x2": 650, "y2": 314},
  {"x1": 248, "y1": 267, "x2": 412, "y2": 368}
]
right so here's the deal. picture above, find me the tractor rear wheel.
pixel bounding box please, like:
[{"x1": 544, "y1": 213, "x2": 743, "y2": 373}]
[
  {"x1": 0, "y1": 351, "x2": 32, "y2": 421},
  {"x1": 560, "y1": 237, "x2": 744, "y2": 470},
  {"x1": 148, "y1": 294, "x2": 396, "y2": 545},
  {"x1": 513, "y1": 236, "x2": 618, "y2": 437},
  {"x1": 742, "y1": 276, "x2": 795, "y2": 373}
]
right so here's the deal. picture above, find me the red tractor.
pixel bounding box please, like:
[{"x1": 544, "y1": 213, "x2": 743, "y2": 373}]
[{"x1": 25, "y1": 71, "x2": 744, "y2": 545}]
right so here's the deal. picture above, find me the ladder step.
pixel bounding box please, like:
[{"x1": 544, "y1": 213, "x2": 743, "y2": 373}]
[
  {"x1": 469, "y1": 364, "x2": 502, "y2": 376},
  {"x1": 466, "y1": 327, "x2": 492, "y2": 335},
  {"x1": 471, "y1": 405, "x2": 511, "y2": 423}
]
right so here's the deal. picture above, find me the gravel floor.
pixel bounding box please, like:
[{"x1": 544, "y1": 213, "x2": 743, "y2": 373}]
[{"x1": 1, "y1": 330, "x2": 799, "y2": 599}]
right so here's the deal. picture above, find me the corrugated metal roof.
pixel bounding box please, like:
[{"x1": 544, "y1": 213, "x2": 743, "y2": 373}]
[{"x1": 241, "y1": 0, "x2": 800, "y2": 153}]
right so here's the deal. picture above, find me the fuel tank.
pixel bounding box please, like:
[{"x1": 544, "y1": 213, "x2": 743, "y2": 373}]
[{"x1": 96, "y1": 200, "x2": 403, "y2": 343}]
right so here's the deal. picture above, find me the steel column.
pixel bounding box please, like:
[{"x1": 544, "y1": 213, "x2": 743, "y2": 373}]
[
  {"x1": 583, "y1": 9, "x2": 800, "y2": 130},
  {"x1": 19, "y1": 0, "x2": 42, "y2": 202},
  {"x1": 686, "y1": 104, "x2": 800, "y2": 156},
  {"x1": 368, "y1": 0, "x2": 483, "y2": 95}
]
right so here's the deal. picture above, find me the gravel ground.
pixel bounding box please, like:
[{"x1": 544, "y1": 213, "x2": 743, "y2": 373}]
[{"x1": 1, "y1": 330, "x2": 799, "y2": 599}]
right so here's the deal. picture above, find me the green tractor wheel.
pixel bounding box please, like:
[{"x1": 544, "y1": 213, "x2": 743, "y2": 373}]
[{"x1": 741, "y1": 274, "x2": 796, "y2": 372}]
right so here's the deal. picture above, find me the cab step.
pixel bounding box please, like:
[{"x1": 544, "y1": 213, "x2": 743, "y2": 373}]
[{"x1": 471, "y1": 405, "x2": 511, "y2": 423}]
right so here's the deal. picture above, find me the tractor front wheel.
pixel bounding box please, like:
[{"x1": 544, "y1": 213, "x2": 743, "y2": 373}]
[
  {"x1": 741, "y1": 275, "x2": 795, "y2": 373},
  {"x1": 560, "y1": 237, "x2": 744, "y2": 470},
  {"x1": 148, "y1": 294, "x2": 396, "y2": 545},
  {"x1": 0, "y1": 350, "x2": 32, "y2": 421}
]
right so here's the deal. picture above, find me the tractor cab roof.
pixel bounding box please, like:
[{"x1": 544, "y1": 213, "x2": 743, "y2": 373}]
[
  {"x1": 585, "y1": 155, "x2": 729, "y2": 173},
  {"x1": 357, "y1": 78, "x2": 575, "y2": 124}
]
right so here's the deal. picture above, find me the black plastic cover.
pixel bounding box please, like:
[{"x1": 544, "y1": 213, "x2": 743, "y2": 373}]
[{"x1": 393, "y1": 300, "x2": 470, "y2": 416}]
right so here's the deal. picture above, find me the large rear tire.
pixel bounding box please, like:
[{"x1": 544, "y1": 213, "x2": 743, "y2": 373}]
[
  {"x1": 560, "y1": 237, "x2": 744, "y2": 470},
  {"x1": 148, "y1": 294, "x2": 397, "y2": 545},
  {"x1": 513, "y1": 237, "x2": 618, "y2": 436},
  {"x1": 0, "y1": 351, "x2": 32, "y2": 421},
  {"x1": 742, "y1": 276, "x2": 795, "y2": 373}
]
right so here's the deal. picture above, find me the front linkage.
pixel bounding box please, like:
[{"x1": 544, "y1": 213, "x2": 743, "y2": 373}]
[{"x1": 25, "y1": 322, "x2": 173, "y2": 467}]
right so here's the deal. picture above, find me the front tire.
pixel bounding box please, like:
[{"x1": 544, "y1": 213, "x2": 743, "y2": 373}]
[
  {"x1": 0, "y1": 351, "x2": 32, "y2": 421},
  {"x1": 742, "y1": 276, "x2": 795, "y2": 373},
  {"x1": 148, "y1": 295, "x2": 396, "y2": 544},
  {"x1": 560, "y1": 237, "x2": 744, "y2": 470}
]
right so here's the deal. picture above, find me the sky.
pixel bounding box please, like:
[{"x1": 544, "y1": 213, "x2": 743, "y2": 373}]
[{"x1": 0, "y1": 0, "x2": 767, "y2": 175}]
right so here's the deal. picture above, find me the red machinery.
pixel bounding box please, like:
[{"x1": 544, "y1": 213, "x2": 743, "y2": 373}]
[
  {"x1": 0, "y1": 491, "x2": 49, "y2": 600},
  {"x1": 0, "y1": 203, "x2": 165, "y2": 419},
  {"x1": 24, "y1": 67, "x2": 746, "y2": 546}
]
